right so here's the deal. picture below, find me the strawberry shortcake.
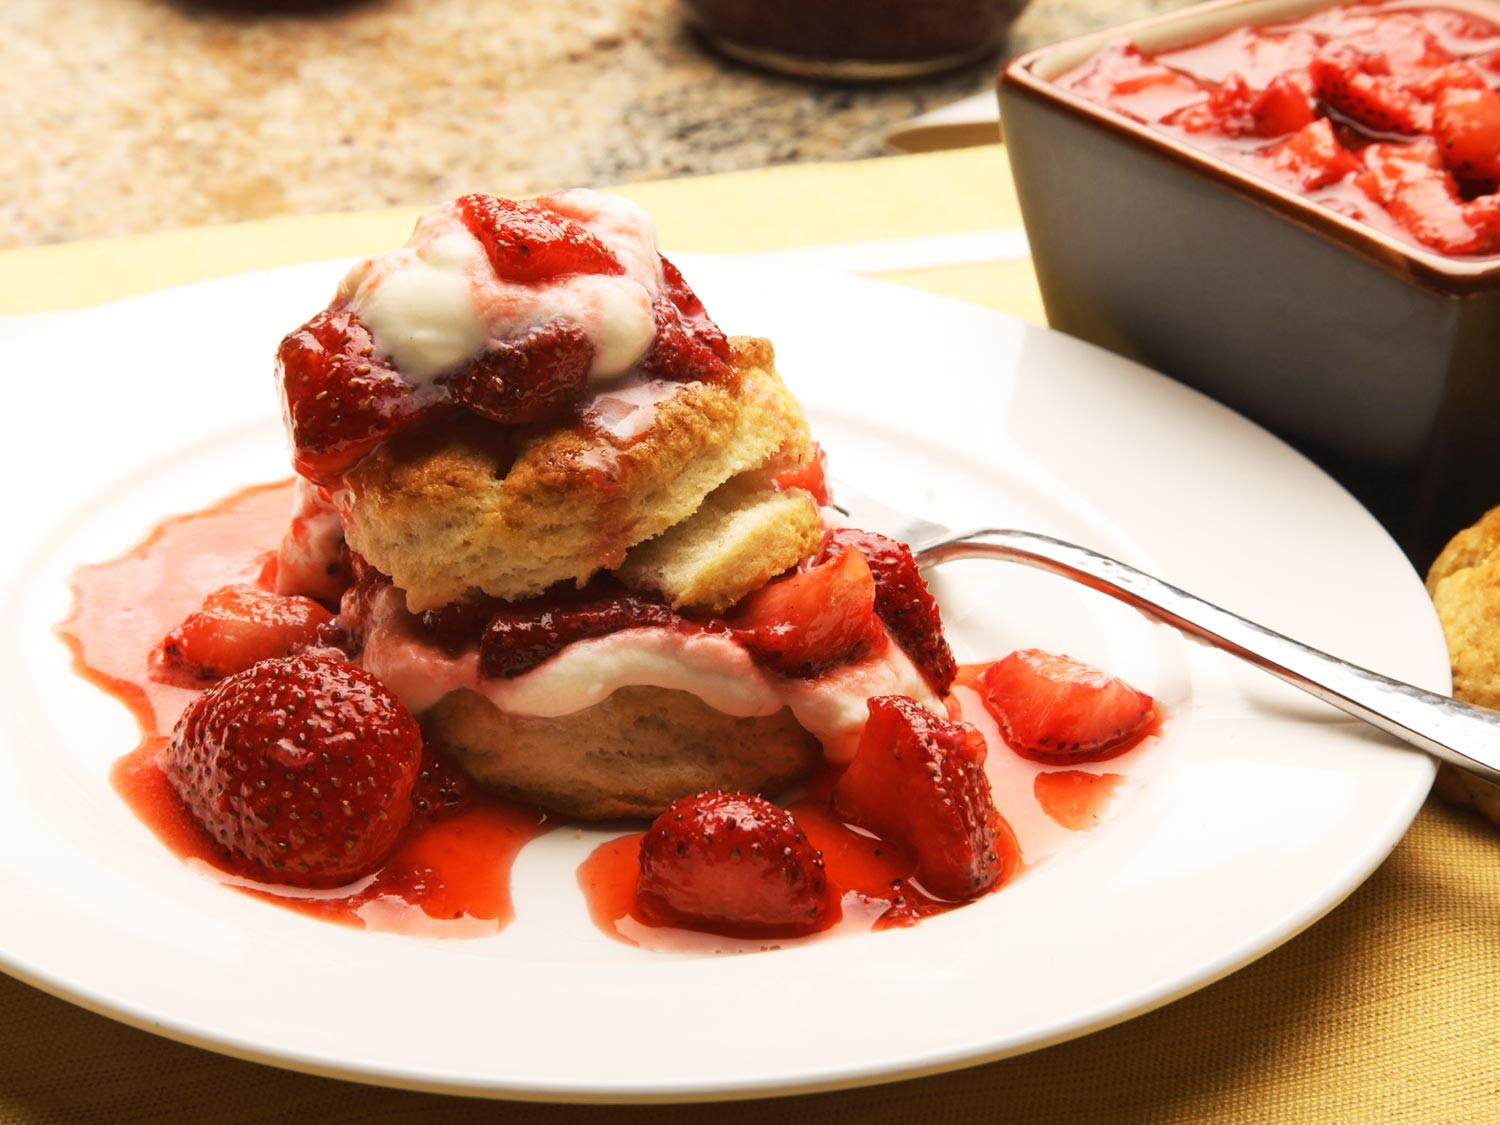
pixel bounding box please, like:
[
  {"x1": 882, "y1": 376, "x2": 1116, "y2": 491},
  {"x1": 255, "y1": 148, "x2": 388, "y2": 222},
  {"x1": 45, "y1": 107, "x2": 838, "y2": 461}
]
[
  {"x1": 264, "y1": 189, "x2": 953, "y2": 820},
  {"x1": 66, "y1": 190, "x2": 1168, "y2": 936}
]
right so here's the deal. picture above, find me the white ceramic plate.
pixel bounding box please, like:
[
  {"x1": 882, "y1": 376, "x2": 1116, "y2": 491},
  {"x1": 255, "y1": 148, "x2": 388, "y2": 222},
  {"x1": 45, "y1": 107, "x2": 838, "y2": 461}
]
[{"x1": 0, "y1": 257, "x2": 1443, "y2": 1102}]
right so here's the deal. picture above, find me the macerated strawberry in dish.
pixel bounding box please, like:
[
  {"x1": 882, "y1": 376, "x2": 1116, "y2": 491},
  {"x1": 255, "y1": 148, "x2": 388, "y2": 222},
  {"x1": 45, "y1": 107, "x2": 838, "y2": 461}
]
[
  {"x1": 727, "y1": 547, "x2": 883, "y2": 678},
  {"x1": 1357, "y1": 139, "x2": 1495, "y2": 255},
  {"x1": 1434, "y1": 85, "x2": 1500, "y2": 186},
  {"x1": 979, "y1": 648, "x2": 1157, "y2": 764},
  {"x1": 1269, "y1": 119, "x2": 1361, "y2": 190},
  {"x1": 636, "y1": 790, "x2": 837, "y2": 938},
  {"x1": 156, "y1": 583, "x2": 333, "y2": 682},
  {"x1": 1310, "y1": 53, "x2": 1431, "y2": 135},
  {"x1": 161, "y1": 653, "x2": 424, "y2": 887},
  {"x1": 276, "y1": 306, "x2": 440, "y2": 488},
  {"x1": 823, "y1": 527, "x2": 957, "y2": 695},
  {"x1": 1168, "y1": 73, "x2": 1315, "y2": 138},
  {"x1": 455, "y1": 193, "x2": 625, "y2": 283},
  {"x1": 834, "y1": 695, "x2": 1017, "y2": 901}
]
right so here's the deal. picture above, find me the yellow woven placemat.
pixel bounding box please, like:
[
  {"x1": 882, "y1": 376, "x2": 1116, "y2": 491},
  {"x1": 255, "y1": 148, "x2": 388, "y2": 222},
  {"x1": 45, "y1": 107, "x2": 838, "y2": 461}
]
[{"x1": 1, "y1": 147, "x2": 1490, "y2": 1124}]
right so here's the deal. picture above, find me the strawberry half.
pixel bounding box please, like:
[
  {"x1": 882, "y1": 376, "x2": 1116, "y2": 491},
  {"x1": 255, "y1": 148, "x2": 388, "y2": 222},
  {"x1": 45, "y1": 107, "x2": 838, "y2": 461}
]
[
  {"x1": 1434, "y1": 85, "x2": 1500, "y2": 186},
  {"x1": 1357, "y1": 139, "x2": 1495, "y2": 254},
  {"x1": 162, "y1": 653, "x2": 424, "y2": 887},
  {"x1": 455, "y1": 194, "x2": 625, "y2": 283},
  {"x1": 1170, "y1": 72, "x2": 1315, "y2": 138},
  {"x1": 979, "y1": 649, "x2": 1157, "y2": 764},
  {"x1": 636, "y1": 790, "x2": 836, "y2": 938},
  {"x1": 823, "y1": 527, "x2": 956, "y2": 695},
  {"x1": 638, "y1": 256, "x2": 732, "y2": 382},
  {"x1": 833, "y1": 695, "x2": 1016, "y2": 902},
  {"x1": 1269, "y1": 119, "x2": 1361, "y2": 190},
  {"x1": 156, "y1": 583, "x2": 333, "y2": 683},
  {"x1": 276, "y1": 306, "x2": 439, "y2": 487},
  {"x1": 727, "y1": 547, "x2": 883, "y2": 679},
  {"x1": 1311, "y1": 53, "x2": 1431, "y2": 135},
  {"x1": 443, "y1": 318, "x2": 595, "y2": 426}
]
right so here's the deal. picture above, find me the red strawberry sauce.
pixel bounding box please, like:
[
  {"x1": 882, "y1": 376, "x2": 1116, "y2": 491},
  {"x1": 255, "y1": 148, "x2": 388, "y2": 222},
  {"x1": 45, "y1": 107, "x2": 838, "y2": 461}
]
[
  {"x1": 59, "y1": 489, "x2": 1156, "y2": 949},
  {"x1": 58, "y1": 481, "x2": 549, "y2": 937},
  {"x1": 1033, "y1": 770, "x2": 1126, "y2": 832},
  {"x1": 1055, "y1": 0, "x2": 1500, "y2": 256}
]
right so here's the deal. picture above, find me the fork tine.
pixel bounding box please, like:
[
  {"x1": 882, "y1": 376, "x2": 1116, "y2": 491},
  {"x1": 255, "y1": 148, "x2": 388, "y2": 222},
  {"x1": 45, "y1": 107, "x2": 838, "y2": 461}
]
[{"x1": 828, "y1": 477, "x2": 957, "y2": 553}]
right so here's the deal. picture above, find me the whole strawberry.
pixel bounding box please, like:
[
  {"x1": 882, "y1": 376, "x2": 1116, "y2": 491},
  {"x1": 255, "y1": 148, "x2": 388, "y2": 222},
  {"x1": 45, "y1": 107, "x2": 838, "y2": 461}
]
[
  {"x1": 162, "y1": 653, "x2": 423, "y2": 888},
  {"x1": 636, "y1": 791, "x2": 837, "y2": 939}
]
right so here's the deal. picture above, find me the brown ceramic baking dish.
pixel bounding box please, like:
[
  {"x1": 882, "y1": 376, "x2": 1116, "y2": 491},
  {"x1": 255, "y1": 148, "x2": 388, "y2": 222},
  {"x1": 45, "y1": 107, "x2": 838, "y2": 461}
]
[{"x1": 998, "y1": 0, "x2": 1500, "y2": 566}]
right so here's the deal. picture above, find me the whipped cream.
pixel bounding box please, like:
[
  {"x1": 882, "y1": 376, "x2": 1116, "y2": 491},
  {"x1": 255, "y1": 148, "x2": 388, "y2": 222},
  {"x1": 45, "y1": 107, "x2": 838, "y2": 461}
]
[
  {"x1": 337, "y1": 189, "x2": 665, "y2": 386},
  {"x1": 355, "y1": 585, "x2": 942, "y2": 765}
]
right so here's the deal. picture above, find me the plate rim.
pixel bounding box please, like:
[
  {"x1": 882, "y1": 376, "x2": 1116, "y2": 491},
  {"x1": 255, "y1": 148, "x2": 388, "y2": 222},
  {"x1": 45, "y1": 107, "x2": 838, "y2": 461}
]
[{"x1": 0, "y1": 254, "x2": 1440, "y2": 1102}]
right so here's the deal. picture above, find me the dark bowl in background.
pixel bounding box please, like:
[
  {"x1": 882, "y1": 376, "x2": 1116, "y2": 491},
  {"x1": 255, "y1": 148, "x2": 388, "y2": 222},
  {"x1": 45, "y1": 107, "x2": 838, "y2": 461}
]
[
  {"x1": 998, "y1": 0, "x2": 1500, "y2": 568},
  {"x1": 684, "y1": 0, "x2": 1030, "y2": 79}
]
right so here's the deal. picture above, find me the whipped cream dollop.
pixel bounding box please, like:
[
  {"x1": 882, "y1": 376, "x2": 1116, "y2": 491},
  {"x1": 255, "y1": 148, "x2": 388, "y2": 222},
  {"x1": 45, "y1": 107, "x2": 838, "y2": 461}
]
[{"x1": 336, "y1": 189, "x2": 665, "y2": 386}]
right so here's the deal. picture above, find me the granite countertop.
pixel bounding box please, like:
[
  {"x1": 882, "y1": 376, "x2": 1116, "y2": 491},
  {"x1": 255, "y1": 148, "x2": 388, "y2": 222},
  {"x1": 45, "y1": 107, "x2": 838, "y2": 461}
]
[{"x1": 3, "y1": 0, "x2": 1195, "y2": 250}]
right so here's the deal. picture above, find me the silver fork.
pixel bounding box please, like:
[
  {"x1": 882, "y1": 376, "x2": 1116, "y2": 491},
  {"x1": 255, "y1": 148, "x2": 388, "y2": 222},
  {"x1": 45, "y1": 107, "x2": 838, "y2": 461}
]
[{"x1": 832, "y1": 479, "x2": 1500, "y2": 786}]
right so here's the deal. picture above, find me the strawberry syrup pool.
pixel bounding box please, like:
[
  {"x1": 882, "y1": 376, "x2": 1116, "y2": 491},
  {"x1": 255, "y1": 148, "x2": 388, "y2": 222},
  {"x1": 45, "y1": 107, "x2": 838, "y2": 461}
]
[{"x1": 59, "y1": 481, "x2": 1156, "y2": 952}]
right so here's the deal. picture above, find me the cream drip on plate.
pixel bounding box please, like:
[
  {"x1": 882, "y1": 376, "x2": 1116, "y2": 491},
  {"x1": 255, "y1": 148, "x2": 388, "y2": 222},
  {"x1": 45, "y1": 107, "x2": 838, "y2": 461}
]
[{"x1": 337, "y1": 189, "x2": 665, "y2": 386}]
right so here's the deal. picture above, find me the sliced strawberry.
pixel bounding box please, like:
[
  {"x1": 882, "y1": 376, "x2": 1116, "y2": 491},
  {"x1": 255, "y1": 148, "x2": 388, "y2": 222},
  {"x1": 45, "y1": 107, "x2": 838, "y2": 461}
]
[
  {"x1": 479, "y1": 589, "x2": 688, "y2": 678},
  {"x1": 1243, "y1": 73, "x2": 1318, "y2": 135},
  {"x1": 1311, "y1": 53, "x2": 1431, "y2": 135},
  {"x1": 1358, "y1": 139, "x2": 1495, "y2": 254},
  {"x1": 1169, "y1": 73, "x2": 1315, "y2": 138},
  {"x1": 979, "y1": 649, "x2": 1157, "y2": 764},
  {"x1": 1269, "y1": 118, "x2": 1361, "y2": 189},
  {"x1": 727, "y1": 547, "x2": 882, "y2": 679},
  {"x1": 638, "y1": 256, "x2": 732, "y2": 382},
  {"x1": 156, "y1": 583, "x2": 333, "y2": 683},
  {"x1": 823, "y1": 527, "x2": 956, "y2": 695},
  {"x1": 636, "y1": 790, "x2": 836, "y2": 938},
  {"x1": 1434, "y1": 85, "x2": 1500, "y2": 185},
  {"x1": 276, "y1": 306, "x2": 439, "y2": 487},
  {"x1": 833, "y1": 695, "x2": 1016, "y2": 902},
  {"x1": 443, "y1": 319, "x2": 595, "y2": 425},
  {"x1": 771, "y1": 442, "x2": 831, "y2": 506},
  {"x1": 161, "y1": 653, "x2": 424, "y2": 887},
  {"x1": 455, "y1": 194, "x2": 624, "y2": 283}
]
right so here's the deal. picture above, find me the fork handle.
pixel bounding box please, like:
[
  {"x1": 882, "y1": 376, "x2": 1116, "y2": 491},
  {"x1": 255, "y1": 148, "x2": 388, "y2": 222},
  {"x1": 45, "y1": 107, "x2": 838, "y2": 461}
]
[{"x1": 922, "y1": 529, "x2": 1499, "y2": 785}]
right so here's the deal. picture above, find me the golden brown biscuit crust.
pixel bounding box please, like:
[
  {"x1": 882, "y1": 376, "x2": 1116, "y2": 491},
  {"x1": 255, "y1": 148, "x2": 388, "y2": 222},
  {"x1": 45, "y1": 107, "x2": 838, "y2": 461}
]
[
  {"x1": 341, "y1": 336, "x2": 813, "y2": 612},
  {"x1": 616, "y1": 478, "x2": 823, "y2": 613}
]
